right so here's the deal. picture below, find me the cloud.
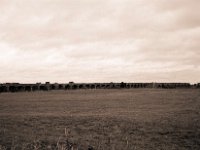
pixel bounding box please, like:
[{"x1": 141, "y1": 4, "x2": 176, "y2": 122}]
[{"x1": 0, "y1": 0, "x2": 199, "y2": 83}]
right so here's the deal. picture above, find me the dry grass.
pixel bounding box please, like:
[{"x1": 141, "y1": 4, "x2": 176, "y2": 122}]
[{"x1": 0, "y1": 89, "x2": 200, "y2": 149}]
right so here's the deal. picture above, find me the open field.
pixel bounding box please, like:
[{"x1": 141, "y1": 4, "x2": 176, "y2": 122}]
[{"x1": 0, "y1": 89, "x2": 200, "y2": 149}]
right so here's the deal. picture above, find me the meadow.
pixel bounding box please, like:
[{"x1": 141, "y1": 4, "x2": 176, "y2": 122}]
[{"x1": 0, "y1": 89, "x2": 200, "y2": 150}]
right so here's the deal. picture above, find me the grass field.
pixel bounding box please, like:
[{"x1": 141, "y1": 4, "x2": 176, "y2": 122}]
[{"x1": 0, "y1": 89, "x2": 200, "y2": 150}]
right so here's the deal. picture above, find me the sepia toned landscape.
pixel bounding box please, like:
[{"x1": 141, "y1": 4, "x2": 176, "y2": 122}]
[
  {"x1": 1, "y1": 0, "x2": 200, "y2": 149},
  {"x1": 0, "y1": 89, "x2": 200, "y2": 149}
]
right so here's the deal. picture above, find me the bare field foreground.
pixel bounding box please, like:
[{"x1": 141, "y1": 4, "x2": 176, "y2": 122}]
[{"x1": 0, "y1": 89, "x2": 200, "y2": 150}]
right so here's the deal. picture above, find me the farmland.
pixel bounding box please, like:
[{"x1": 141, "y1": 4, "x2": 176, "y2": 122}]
[{"x1": 0, "y1": 89, "x2": 200, "y2": 149}]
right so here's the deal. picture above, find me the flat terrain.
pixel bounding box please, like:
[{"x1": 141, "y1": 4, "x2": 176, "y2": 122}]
[{"x1": 0, "y1": 89, "x2": 200, "y2": 149}]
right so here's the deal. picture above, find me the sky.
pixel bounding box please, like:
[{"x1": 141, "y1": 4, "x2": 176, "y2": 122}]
[{"x1": 0, "y1": 0, "x2": 199, "y2": 83}]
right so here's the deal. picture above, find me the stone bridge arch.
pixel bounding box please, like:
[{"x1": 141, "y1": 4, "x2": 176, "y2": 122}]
[
  {"x1": 25, "y1": 85, "x2": 32, "y2": 91},
  {"x1": 0, "y1": 85, "x2": 8, "y2": 92},
  {"x1": 72, "y1": 84, "x2": 78, "y2": 89},
  {"x1": 58, "y1": 84, "x2": 64, "y2": 90},
  {"x1": 65, "y1": 84, "x2": 70, "y2": 90},
  {"x1": 9, "y1": 86, "x2": 18, "y2": 92},
  {"x1": 32, "y1": 85, "x2": 39, "y2": 91},
  {"x1": 91, "y1": 84, "x2": 96, "y2": 89},
  {"x1": 78, "y1": 84, "x2": 84, "y2": 89}
]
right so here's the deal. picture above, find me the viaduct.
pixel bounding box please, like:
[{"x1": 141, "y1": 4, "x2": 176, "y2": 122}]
[{"x1": 0, "y1": 82, "x2": 199, "y2": 93}]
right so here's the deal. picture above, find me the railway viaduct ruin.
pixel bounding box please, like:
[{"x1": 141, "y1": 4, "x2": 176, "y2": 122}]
[{"x1": 0, "y1": 82, "x2": 199, "y2": 93}]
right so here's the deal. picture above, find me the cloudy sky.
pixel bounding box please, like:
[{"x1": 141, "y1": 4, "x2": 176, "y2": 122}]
[{"x1": 0, "y1": 0, "x2": 199, "y2": 83}]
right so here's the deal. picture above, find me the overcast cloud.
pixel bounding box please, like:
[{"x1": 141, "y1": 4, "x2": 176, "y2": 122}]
[{"x1": 0, "y1": 0, "x2": 199, "y2": 83}]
